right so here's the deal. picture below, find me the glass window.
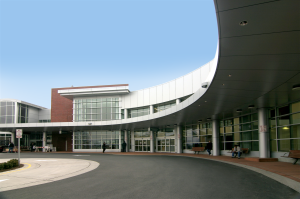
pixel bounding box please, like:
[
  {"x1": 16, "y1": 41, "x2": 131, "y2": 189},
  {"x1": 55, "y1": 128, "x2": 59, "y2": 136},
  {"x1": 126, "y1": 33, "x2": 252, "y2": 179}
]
[
  {"x1": 291, "y1": 102, "x2": 300, "y2": 113},
  {"x1": 291, "y1": 113, "x2": 300, "y2": 125},
  {"x1": 278, "y1": 105, "x2": 289, "y2": 116}
]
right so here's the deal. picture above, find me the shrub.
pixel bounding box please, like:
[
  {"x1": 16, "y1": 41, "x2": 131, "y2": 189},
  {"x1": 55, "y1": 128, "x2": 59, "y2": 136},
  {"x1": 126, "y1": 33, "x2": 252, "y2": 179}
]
[
  {"x1": 0, "y1": 159, "x2": 19, "y2": 171},
  {"x1": 8, "y1": 159, "x2": 18, "y2": 167}
]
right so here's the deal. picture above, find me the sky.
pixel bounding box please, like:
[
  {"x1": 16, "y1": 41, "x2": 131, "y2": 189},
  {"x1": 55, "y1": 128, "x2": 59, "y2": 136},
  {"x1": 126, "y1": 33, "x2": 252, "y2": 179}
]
[{"x1": 0, "y1": 0, "x2": 218, "y2": 109}]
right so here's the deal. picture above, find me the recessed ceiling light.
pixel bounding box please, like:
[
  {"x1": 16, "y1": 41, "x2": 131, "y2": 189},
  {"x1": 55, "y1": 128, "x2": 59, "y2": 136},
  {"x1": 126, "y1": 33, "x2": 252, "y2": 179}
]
[
  {"x1": 236, "y1": 109, "x2": 242, "y2": 112},
  {"x1": 198, "y1": 105, "x2": 201, "y2": 106},
  {"x1": 205, "y1": 101, "x2": 207, "y2": 102},
  {"x1": 229, "y1": 75, "x2": 232, "y2": 77},
  {"x1": 222, "y1": 84, "x2": 225, "y2": 86},
  {"x1": 292, "y1": 84, "x2": 300, "y2": 90},
  {"x1": 240, "y1": 21, "x2": 248, "y2": 26},
  {"x1": 248, "y1": 105, "x2": 255, "y2": 109}
]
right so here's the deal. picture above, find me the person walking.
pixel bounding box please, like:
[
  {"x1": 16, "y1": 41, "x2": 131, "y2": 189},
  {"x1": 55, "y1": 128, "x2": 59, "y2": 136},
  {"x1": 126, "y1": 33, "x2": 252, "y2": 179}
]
[
  {"x1": 122, "y1": 141, "x2": 127, "y2": 152},
  {"x1": 206, "y1": 141, "x2": 212, "y2": 156},
  {"x1": 102, "y1": 142, "x2": 106, "y2": 153},
  {"x1": 30, "y1": 142, "x2": 34, "y2": 152},
  {"x1": 8, "y1": 142, "x2": 14, "y2": 153}
]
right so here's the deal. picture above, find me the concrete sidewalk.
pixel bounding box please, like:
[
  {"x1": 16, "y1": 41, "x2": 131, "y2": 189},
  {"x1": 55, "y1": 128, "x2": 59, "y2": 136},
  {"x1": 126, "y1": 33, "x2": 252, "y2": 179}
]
[{"x1": 0, "y1": 158, "x2": 99, "y2": 192}]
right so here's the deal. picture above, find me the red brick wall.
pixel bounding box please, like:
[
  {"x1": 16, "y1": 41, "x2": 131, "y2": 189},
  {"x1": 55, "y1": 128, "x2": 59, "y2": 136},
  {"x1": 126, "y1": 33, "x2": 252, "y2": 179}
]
[
  {"x1": 51, "y1": 88, "x2": 73, "y2": 122},
  {"x1": 51, "y1": 84, "x2": 129, "y2": 122}
]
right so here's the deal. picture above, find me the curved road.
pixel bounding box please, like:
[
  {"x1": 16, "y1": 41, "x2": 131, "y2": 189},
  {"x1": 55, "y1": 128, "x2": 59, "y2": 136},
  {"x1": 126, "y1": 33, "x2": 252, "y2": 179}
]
[{"x1": 0, "y1": 153, "x2": 299, "y2": 199}]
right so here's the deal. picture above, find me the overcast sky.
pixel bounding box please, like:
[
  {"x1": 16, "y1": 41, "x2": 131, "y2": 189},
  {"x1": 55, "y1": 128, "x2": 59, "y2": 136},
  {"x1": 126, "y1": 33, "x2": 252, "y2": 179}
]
[{"x1": 0, "y1": 0, "x2": 218, "y2": 109}]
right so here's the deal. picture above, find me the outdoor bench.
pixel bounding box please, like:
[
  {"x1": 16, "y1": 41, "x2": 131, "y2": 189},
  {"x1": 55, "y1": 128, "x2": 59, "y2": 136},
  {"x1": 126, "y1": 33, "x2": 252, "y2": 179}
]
[
  {"x1": 191, "y1": 147, "x2": 205, "y2": 154},
  {"x1": 281, "y1": 150, "x2": 300, "y2": 165}
]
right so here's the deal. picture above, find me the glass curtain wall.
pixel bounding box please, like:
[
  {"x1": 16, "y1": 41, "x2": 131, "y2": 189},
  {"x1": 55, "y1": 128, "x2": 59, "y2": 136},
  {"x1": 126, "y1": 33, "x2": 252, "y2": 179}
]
[
  {"x1": 270, "y1": 101, "x2": 300, "y2": 152},
  {"x1": 74, "y1": 98, "x2": 120, "y2": 122},
  {"x1": 183, "y1": 123, "x2": 212, "y2": 150},
  {"x1": 153, "y1": 101, "x2": 176, "y2": 113},
  {"x1": 220, "y1": 113, "x2": 259, "y2": 151},
  {"x1": 0, "y1": 101, "x2": 15, "y2": 124},
  {"x1": 18, "y1": 104, "x2": 28, "y2": 123},
  {"x1": 156, "y1": 128, "x2": 175, "y2": 152},
  {"x1": 128, "y1": 107, "x2": 149, "y2": 118},
  {"x1": 74, "y1": 130, "x2": 120, "y2": 149},
  {"x1": 134, "y1": 129, "x2": 150, "y2": 151}
]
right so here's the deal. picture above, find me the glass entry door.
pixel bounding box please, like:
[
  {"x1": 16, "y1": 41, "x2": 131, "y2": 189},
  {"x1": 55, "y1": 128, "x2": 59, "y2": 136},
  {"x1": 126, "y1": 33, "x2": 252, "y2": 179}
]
[
  {"x1": 135, "y1": 139, "x2": 150, "y2": 152},
  {"x1": 157, "y1": 138, "x2": 175, "y2": 152}
]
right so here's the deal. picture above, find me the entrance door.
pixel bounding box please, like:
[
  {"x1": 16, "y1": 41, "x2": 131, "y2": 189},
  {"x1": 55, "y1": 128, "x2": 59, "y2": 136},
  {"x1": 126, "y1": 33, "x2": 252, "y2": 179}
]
[
  {"x1": 157, "y1": 138, "x2": 175, "y2": 152},
  {"x1": 135, "y1": 139, "x2": 150, "y2": 152}
]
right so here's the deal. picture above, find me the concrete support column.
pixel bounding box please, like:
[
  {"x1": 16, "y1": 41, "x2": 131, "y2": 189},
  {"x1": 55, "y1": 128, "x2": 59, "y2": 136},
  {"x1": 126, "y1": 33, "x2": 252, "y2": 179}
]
[
  {"x1": 176, "y1": 99, "x2": 181, "y2": 104},
  {"x1": 150, "y1": 105, "x2": 154, "y2": 114},
  {"x1": 131, "y1": 130, "x2": 135, "y2": 152},
  {"x1": 212, "y1": 119, "x2": 220, "y2": 156},
  {"x1": 11, "y1": 132, "x2": 15, "y2": 145},
  {"x1": 119, "y1": 131, "x2": 122, "y2": 152},
  {"x1": 43, "y1": 132, "x2": 46, "y2": 152},
  {"x1": 176, "y1": 126, "x2": 182, "y2": 153},
  {"x1": 124, "y1": 109, "x2": 128, "y2": 119},
  {"x1": 258, "y1": 108, "x2": 270, "y2": 158},
  {"x1": 149, "y1": 128, "x2": 155, "y2": 153},
  {"x1": 125, "y1": 130, "x2": 129, "y2": 152},
  {"x1": 14, "y1": 102, "x2": 18, "y2": 124}
]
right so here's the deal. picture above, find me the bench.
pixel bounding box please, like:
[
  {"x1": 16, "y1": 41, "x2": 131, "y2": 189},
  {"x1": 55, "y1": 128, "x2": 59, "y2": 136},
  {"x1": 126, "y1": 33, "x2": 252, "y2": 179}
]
[
  {"x1": 4, "y1": 146, "x2": 18, "y2": 153},
  {"x1": 281, "y1": 150, "x2": 300, "y2": 165},
  {"x1": 229, "y1": 148, "x2": 249, "y2": 157},
  {"x1": 191, "y1": 147, "x2": 205, "y2": 154}
]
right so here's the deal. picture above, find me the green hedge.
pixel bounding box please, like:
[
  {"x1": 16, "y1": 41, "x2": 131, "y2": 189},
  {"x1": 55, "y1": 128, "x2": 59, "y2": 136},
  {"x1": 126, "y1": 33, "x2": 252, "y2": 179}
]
[{"x1": 0, "y1": 159, "x2": 19, "y2": 170}]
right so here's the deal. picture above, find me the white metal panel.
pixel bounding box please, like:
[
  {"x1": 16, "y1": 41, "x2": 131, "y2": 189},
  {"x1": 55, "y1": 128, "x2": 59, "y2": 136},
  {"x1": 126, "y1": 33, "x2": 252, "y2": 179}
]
[
  {"x1": 137, "y1": 90, "x2": 144, "y2": 107},
  {"x1": 156, "y1": 85, "x2": 163, "y2": 103},
  {"x1": 169, "y1": 80, "x2": 176, "y2": 100},
  {"x1": 184, "y1": 73, "x2": 193, "y2": 96},
  {"x1": 123, "y1": 94, "x2": 131, "y2": 108},
  {"x1": 28, "y1": 107, "x2": 39, "y2": 123},
  {"x1": 162, "y1": 83, "x2": 170, "y2": 102},
  {"x1": 149, "y1": 87, "x2": 157, "y2": 105},
  {"x1": 143, "y1": 88, "x2": 150, "y2": 105},
  {"x1": 176, "y1": 77, "x2": 184, "y2": 98},
  {"x1": 130, "y1": 91, "x2": 138, "y2": 108},
  {"x1": 201, "y1": 63, "x2": 210, "y2": 83},
  {"x1": 38, "y1": 109, "x2": 51, "y2": 120},
  {"x1": 192, "y1": 68, "x2": 201, "y2": 92}
]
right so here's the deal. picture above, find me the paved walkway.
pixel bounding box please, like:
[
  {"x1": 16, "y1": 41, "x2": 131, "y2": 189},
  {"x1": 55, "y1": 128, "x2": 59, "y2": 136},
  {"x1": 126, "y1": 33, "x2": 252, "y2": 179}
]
[{"x1": 0, "y1": 158, "x2": 99, "y2": 192}]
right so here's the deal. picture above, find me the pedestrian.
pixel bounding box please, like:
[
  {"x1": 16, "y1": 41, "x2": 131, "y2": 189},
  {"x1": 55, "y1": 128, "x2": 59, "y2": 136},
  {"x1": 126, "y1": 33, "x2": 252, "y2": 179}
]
[
  {"x1": 122, "y1": 141, "x2": 127, "y2": 152},
  {"x1": 102, "y1": 142, "x2": 106, "y2": 153},
  {"x1": 30, "y1": 142, "x2": 34, "y2": 152},
  {"x1": 8, "y1": 142, "x2": 14, "y2": 153},
  {"x1": 206, "y1": 141, "x2": 212, "y2": 156},
  {"x1": 232, "y1": 144, "x2": 242, "y2": 159}
]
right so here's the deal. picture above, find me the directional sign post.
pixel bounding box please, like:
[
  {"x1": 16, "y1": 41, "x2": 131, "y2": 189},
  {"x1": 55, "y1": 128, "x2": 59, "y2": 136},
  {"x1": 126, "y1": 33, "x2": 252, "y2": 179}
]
[{"x1": 16, "y1": 129, "x2": 22, "y2": 166}]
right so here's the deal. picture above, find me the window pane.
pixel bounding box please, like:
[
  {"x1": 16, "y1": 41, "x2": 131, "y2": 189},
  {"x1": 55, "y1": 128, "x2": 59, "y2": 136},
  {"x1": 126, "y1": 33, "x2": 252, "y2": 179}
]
[{"x1": 278, "y1": 127, "x2": 290, "y2": 139}]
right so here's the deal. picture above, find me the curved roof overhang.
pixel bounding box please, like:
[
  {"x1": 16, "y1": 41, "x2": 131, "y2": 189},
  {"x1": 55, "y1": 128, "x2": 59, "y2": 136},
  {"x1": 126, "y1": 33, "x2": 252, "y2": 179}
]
[{"x1": 1, "y1": 0, "x2": 299, "y2": 132}]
